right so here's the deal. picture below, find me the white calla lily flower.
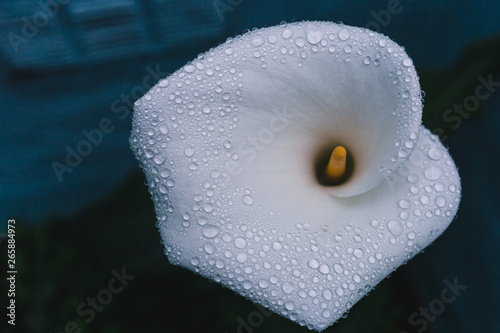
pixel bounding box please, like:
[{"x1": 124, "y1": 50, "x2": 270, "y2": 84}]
[{"x1": 130, "y1": 21, "x2": 461, "y2": 331}]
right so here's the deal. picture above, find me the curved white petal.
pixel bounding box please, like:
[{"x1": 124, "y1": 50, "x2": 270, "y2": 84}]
[
  {"x1": 195, "y1": 21, "x2": 421, "y2": 197},
  {"x1": 130, "y1": 21, "x2": 460, "y2": 331}
]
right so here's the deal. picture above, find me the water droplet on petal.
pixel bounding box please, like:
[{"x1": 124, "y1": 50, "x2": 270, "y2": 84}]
[
  {"x1": 399, "y1": 199, "x2": 410, "y2": 209},
  {"x1": 273, "y1": 241, "x2": 283, "y2": 251},
  {"x1": 403, "y1": 58, "x2": 413, "y2": 67},
  {"x1": 197, "y1": 216, "x2": 208, "y2": 225},
  {"x1": 158, "y1": 79, "x2": 169, "y2": 87},
  {"x1": 234, "y1": 237, "x2": 247, "y2": 249},
  {"x1": 159, "y1": 126, "x2": 169, "y2": 134},
  {"x1": 184, "y1": 64, "x2": 195, "y2": 73},
  {"x1": 154, "y1": 155, "x2": 165, "y2": 165},
  {"x1": 338, "y1": 28, "x2": 350, "y2": 41},
  {"x1": 185, "y1": 147, "x2": 195, "y2": 157},
  {"x1": 242, "y1": 195, "x2": 254, "y2": 206},
  {"x1": 435, "y1": 196, "x2": 447, "y2": 207},
  {"x1": 285, "y1": 301, "x2": 295, "y2": 311},
  {"x1": 268, "y1": 35, "x2": 278, "y2": 44},
  {"x1": 306, "y1": 29, "x2": 323, "y2": 44},
  {"x1": 282, "y1": 28, "x2": 293, "y2": 39},
  {"x1": 308, "y1": 259, "x2": 320, "y2": 269},
  {"x1": 202, "y1": 225, "x2": 220, "y2": 238},
  {"x1": 353, "y1": 248, "x2": 363, "y2": 258},
  {"x1": 159, "y1": 184, "x2": 168, "y2": 193},
  {"x1": 251, "y1": 35, "x2": 265, "y2": 47},
  {"x1": 259, "y1": 279, "x2": 269, "y2": 288},
  {"x1": 420, "y1": 194, "x2": 430, "y2": 205},
  {"x1": 188, "y1": 162, "x2": 199, "y2": 170},
  {"x1": 323, "y1": 288, "x2": 333, "y2": 301},
  {"x1": 204, "y1": 243, "x2": 216, "y2": 254},
  {"x1": 203, "y1": 203, "x2": 214, "y2": 213},
  {"x1": 295, "y1": 37, "x2": 305, "y2": 47},
  {"x1": 387, "y1": 220, "x2": 404, "y2": 236},
  {"x1": 424, "y1": 166, "x2": 442, "y2": 180},
  {"x1": 236, "y1": 252, "x2": 248, "y2": 263},
  {"x1": 428, "y1": 147, "x2": 442, "y2": 160},
  {"x1": 319, "y1": 264, "x2": 330, "y2": 274},
  {"x1": 282, "y1": 282, "x2": 293, "y2": 294}
]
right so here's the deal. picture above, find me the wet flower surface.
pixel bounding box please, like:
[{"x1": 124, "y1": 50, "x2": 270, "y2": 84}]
[{"x1": 130, "y1": 21, "x2": 461, "y2": 331}]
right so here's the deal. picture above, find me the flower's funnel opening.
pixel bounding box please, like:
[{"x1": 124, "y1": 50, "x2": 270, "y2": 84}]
[{"x1": 315, "y1": 143, "x2": 354, "y2": 186}]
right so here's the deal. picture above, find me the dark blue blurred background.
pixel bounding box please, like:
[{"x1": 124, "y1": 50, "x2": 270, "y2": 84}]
[{"x1": 1, "y1": 1, "x2": 499, "y2": 332}]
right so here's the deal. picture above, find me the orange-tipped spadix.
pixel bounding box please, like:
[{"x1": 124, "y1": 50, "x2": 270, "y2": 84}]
[{"x1": 325, "y1": 146, "x2": 347, "y2": 181}]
